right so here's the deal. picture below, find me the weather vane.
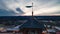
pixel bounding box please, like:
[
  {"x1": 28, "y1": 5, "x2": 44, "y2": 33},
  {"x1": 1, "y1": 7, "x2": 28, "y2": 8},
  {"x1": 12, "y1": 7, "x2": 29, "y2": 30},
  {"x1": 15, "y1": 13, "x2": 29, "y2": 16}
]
[{"x1": 26, "y1": 2, "x2": 33, "y2": 16}]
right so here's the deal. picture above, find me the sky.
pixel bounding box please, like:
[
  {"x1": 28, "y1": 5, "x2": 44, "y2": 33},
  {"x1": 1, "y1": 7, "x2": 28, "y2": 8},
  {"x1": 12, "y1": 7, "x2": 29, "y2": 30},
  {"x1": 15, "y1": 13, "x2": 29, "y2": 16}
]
[{"x1": 0, "y1": 0, "x2": 60, "y2": 16}]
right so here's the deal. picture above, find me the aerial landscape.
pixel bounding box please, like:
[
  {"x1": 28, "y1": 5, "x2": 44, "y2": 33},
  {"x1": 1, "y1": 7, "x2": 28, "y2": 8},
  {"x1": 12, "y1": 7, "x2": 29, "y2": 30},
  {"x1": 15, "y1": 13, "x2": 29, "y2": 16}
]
[{"x1": 0, "y1": 0, "x2": 60, "y2": 34}]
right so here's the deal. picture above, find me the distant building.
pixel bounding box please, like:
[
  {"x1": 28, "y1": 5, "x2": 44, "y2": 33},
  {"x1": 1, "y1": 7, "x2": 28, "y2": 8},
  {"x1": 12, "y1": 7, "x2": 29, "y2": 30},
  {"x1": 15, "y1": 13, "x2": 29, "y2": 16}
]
[
  {"x1": 0, "y1": 16, "x2": 60, "y2": 25},
  {"x1": 0, "y1": 16, "x2": 60, "y2": 34}
]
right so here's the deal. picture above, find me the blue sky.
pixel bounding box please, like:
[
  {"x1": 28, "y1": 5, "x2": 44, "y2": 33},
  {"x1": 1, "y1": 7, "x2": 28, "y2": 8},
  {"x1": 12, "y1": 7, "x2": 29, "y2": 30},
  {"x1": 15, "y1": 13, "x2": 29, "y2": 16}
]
[{"x1": 0, "y1": 0, "x2": 60, "y2": 16}]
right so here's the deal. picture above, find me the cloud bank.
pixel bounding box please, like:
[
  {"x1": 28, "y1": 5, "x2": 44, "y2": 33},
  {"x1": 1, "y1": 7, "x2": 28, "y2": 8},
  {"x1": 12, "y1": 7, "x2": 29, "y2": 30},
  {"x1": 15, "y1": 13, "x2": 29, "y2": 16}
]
[{"x1": 0, "y1": 0, "x2": 60, "y2": 16}]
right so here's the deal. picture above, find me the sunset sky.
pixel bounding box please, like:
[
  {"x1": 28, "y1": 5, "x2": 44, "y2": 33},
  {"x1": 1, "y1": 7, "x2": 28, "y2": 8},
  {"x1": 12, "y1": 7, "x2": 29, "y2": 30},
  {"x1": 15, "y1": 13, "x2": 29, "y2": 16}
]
[{"x1": 0, "y1": 0, "x2": 60, "y2": 16}]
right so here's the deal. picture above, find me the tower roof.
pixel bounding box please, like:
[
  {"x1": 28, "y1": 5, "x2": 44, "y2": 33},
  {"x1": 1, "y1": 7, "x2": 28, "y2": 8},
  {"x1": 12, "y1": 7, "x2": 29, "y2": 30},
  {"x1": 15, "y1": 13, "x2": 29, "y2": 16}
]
[{"x1": 20, "y1": 17, "x2": 45, "y2": 29}]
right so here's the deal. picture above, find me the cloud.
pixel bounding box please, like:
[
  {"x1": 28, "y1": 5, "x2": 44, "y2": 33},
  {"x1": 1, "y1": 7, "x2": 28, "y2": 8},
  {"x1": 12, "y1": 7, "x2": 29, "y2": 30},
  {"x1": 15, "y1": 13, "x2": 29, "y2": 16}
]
[
  {"x1": 0, "y1": 0, "x2": 60, "y2": 16},
  {"x1": 0, "y1": 0, "x2": 25, "y2": 16},
  {"x1": 23, "y1": 0, "x2": 60, "y2": 16},
  {"x1": 51, "y1": 11, "x2": 60, "y2": 14},
  {"x1": 0, "y1": 9, "x2": 17, "y2": 16}
]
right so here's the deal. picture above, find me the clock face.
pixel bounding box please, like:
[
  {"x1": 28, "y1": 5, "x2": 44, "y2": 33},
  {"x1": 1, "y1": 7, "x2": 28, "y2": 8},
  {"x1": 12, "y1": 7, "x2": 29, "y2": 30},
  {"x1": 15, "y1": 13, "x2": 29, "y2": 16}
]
[{"x1": 0, "y1": 0, "x2": 60, "y2": 16}]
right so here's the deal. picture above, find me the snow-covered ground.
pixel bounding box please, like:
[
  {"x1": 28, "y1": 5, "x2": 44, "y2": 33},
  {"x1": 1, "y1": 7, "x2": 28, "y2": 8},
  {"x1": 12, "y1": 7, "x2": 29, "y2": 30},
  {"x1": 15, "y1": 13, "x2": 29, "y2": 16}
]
[{"x1": 55, "y1": 26, "x2": 60, "y2": 30}]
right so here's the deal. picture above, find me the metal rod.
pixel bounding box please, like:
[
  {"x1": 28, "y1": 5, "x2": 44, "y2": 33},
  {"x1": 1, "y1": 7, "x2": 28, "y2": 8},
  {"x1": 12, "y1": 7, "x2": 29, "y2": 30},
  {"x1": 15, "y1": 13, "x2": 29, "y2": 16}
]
[
  {"x1": 31, "y1": 2, "x2": 33, "y2": 25},
  {"x1": 32, "y1": 2, "x2": 34, "y2": 18}
]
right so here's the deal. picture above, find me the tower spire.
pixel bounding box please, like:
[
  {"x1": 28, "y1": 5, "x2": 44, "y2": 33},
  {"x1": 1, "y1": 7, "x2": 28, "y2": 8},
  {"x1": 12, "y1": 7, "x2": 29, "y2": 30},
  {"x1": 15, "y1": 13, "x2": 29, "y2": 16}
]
[
  {"x1": 26, "y1": 2, "x2": 33, "y2": 16},
  {"x1": 32, "y1": 2, "x2": 33, "y2": 17}
]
